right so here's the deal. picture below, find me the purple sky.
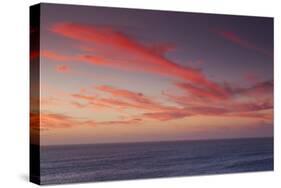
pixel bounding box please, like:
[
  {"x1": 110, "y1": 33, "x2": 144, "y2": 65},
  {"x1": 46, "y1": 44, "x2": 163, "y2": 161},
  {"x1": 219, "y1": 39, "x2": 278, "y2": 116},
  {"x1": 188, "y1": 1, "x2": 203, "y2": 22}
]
[{"x1": 31, "y1": 3, "x2": 273, "y2": 145}]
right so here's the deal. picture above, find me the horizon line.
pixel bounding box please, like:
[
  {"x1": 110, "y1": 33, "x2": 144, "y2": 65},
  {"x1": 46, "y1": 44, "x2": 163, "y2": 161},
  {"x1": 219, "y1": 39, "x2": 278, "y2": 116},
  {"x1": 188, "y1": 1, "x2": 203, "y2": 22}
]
[{"x1": 36, "y1": 136, "x2": 274, "y2": 147}]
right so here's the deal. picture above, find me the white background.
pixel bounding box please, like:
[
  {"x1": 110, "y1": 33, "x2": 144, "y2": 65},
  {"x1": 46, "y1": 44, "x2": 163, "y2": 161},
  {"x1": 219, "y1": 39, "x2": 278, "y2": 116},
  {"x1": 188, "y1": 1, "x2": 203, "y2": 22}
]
[{"x1": 0, "y1": 0, "x2": 280, "y2": 187}]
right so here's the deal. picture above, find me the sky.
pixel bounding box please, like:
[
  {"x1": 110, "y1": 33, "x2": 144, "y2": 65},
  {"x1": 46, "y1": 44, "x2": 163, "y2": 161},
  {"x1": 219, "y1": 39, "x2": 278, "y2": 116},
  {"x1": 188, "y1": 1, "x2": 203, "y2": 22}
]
[{"x1": 30, "y1": 3, "x2": 273, "y2": 145}]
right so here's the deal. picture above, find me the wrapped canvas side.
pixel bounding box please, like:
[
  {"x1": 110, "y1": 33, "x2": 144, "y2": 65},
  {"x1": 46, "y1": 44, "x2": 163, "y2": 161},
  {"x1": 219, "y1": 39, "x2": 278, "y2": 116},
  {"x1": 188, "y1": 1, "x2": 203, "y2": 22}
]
[{"x1": 30, "y1": 4, "x2": 41, "y2": 185}]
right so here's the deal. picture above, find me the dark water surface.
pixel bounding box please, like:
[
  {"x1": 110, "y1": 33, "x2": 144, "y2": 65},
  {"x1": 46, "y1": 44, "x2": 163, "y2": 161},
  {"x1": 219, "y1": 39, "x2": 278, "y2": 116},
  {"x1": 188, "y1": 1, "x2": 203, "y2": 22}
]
[{"x1": 40, "y1": 137, "x2": 273, "y2": 184}]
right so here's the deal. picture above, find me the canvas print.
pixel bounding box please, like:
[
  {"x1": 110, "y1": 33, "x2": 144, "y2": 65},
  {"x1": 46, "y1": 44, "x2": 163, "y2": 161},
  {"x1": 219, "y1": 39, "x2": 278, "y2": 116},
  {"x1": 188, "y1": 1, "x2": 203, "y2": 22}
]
[{"x1": 30, "y1": 3, "x2": 274, "y2": 185}]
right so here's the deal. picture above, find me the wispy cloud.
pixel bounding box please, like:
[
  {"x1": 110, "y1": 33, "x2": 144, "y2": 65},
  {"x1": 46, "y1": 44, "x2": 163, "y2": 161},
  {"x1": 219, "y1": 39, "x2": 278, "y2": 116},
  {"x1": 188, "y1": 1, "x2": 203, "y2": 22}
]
[
  {"x1": 175, "y1": 82, "x2": 230, "y2": 101},
  {"x1": 41, "y1": 50, "x2": 75, "y2": 62},
  {"x1": 55, "y1": 64, "x2": 71, "y2": 73},
  {"x1": 162, "y1": 79, "x2": 273, "y2": 121},
  {"x1": 30, "y1": 112, "x2": 143, "y2": 131},
  {"x1": 142, "y1": 110, "x2": 191, "y2": 121},
  {"x1": 243, "y1": 71, "x2": 261, "y2": 84},
  {"x1": 93, "y1": 118, "x2": 142, "y2": 126},
  {"x1": 235, "y1": 80, "x2": 273, "y2": 98},
  {"x1": 213, "y1": 29, "x2": 272, "y2": 58},
  {"x1": 72, "y1": 85, "x2": 177, "y2": 112},
  {"x1": 30, "y1": 113, "x2": 78, "y2": 131}
]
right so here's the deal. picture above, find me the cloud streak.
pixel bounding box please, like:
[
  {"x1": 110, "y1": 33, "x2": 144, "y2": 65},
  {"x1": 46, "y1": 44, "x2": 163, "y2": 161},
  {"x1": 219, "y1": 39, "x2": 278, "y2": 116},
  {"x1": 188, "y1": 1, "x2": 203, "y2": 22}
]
[
  {"x1": 72, "y1": 85, "x2": 178, "y2": 112},
  {"x1": 214, "y1": 29, "x2": 272, "y2": 58},
  {"x1": 162, "y1": 80, "x2": 273, "y2": 121},
  {"x1": 41, "y1": 50, "x2": 75, "y2": 62},
  {"x1": 31, "y1": 112, "x2": 144, "y2": 131},
  {"x1": 55, "y1": 64, "x2": 71, "y2": 73}
]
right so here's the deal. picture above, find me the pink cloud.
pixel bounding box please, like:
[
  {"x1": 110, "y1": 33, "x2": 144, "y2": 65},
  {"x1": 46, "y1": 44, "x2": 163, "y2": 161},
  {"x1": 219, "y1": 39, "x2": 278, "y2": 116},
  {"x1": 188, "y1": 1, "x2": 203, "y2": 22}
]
[
  {"x1": 237, "y1": 80, "x2": 273, "y2": 98},
  {"x1": 30, "y1": 113, "x2": 79, "y2": 131},
  {"x1": 141, "y1": 102, "x2": 272, "y2": 121},
  {"x1": 175, "y1": 82, "x2": 230, "y2": 101},
  {"x1": 41, "y1": 50, "x2": 76, "y2": 62},
  {"x1": 243, "y1": 71, "x2": 261, "y2": 84},
  {"x1": 161, "y1": 79, "x2": 273, "y2": 121},
  {"x1": 72, "y1": 85, "x2": 178, "y2": 112},
  {"x1": 55, "y1": 64, "x2": 71, "y2": 73},
  {"x1": 214, "y1": 29, "x2": 272, "y2": 58},
  {"x1": 31, "y1": 112, "x2": 144, "y2": 131},
  {"x1": 143, "y1": 110, "x2": 191, "y2": 121},
  {"x1": 94, "y1": 118, "x2": 142, "y2": 126},
  {"x1": 96, "y1": 85, "x2": 166, "y2": 110}
]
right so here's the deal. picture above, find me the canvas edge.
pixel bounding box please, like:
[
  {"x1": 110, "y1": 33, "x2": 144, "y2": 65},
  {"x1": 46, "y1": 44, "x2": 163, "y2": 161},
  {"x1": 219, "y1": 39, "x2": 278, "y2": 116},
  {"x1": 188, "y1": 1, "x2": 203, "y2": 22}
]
[{"x1": 30, "y1": 3, "x2": 41, "y2": 185}]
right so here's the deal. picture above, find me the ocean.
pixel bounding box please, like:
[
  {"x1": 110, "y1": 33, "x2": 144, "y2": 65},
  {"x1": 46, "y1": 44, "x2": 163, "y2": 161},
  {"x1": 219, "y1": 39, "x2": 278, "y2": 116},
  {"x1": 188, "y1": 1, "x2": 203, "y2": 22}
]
[{"x1": 40, "y1": 137, "x2": 273, "y2": 184}]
